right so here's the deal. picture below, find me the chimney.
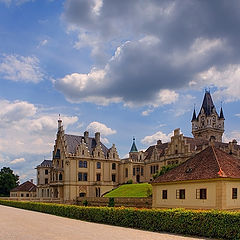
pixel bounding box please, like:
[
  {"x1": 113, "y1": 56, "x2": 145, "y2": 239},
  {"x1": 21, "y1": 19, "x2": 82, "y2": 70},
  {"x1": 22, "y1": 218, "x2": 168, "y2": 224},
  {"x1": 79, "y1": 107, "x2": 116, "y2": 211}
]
[
  {"x1": 95, "y1": 132, "x2": 100, "y2": 145},
  {"x1": 30, "y1": 179, "x2": 33, "y2": 184},
  {"x1": 84, "y1": 131, "x2": 89, "y2": 144},
  {"x1": 157, "y1": 140, "x2": 162, "y2": 145}
]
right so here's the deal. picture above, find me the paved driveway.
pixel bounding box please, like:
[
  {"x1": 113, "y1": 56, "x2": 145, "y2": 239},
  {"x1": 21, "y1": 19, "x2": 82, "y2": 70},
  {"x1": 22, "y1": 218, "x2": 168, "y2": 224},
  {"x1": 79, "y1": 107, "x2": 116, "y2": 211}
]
[{"x1": 0, "y1": 205, "x2": 210, "y2": 240}]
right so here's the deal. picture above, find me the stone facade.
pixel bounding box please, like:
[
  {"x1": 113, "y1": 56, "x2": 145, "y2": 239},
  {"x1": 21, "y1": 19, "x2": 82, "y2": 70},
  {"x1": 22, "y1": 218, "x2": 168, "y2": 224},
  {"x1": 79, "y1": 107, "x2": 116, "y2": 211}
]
[{"x1": 36, "y1": 91, "x2": 240, "y2": 201}]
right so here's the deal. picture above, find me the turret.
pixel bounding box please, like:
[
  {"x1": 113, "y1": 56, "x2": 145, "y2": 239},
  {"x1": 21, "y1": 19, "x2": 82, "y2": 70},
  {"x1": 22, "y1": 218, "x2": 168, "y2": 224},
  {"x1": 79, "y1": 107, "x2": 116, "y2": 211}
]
[{"x1": 192, "y1": 91, "x2": 224, "y2": 142}]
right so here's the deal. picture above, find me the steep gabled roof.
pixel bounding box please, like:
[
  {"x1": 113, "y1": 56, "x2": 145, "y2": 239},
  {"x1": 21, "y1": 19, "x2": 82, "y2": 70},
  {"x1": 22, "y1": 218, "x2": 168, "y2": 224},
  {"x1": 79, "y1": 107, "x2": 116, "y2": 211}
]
[
  {"x1": 191, "y1": 108, "x2": 197, "y2": 122},
  {"x1": 153, "y1": 146, "x2": 240, "y2": 183},
  {"x1": 219, "y1": 107, "x2": 225, "y2": 119},
  {"x1": 64, "y1": 134, "x2": 109, "y2": 157},
  {"x1": 38, "y1": 160, "x2": 52, "y2": 167},
  {"x1": 11, "y1": 181, "x2": 37, "y2": 192},
  {"x1": 144, "y1": 142, "x2": 168, "y2": 160}
]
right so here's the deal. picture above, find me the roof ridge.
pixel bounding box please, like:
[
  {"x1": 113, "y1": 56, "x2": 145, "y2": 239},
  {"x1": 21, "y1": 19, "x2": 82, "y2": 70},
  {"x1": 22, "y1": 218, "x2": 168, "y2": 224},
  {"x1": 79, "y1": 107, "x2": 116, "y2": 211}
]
[{"x1": 211, "y1": 146, "x2": 226, "y2": 177}]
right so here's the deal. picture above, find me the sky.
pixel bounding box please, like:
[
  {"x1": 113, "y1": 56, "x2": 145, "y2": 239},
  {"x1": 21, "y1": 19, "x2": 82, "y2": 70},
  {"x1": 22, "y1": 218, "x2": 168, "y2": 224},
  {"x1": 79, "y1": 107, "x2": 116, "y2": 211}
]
[{"x1": 0, "y1": 0, "x2": 240, "y2": 183}]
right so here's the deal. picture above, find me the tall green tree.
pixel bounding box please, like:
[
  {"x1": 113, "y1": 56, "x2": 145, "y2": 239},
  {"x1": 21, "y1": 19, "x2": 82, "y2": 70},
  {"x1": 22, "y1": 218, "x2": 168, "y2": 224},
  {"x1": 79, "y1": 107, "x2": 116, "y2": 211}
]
[
  {"x1": 0, "y1": 167, "x2": 19, "y2": 196},
  {"x1": 153, "y1": 164, "x2": 180, "y2": 180}
]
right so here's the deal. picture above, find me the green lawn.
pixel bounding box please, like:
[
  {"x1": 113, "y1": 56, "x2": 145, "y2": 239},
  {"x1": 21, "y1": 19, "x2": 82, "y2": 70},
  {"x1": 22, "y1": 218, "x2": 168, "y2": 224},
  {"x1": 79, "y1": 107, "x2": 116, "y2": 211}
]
[{"x1": 104, "y1": 183, "x2": 152, "y2": 197}]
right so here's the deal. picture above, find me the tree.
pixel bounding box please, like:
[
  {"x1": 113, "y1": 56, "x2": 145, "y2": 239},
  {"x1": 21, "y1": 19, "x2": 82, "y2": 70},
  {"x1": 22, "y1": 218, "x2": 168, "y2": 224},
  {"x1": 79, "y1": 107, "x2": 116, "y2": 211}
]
[
  {"x1": 153, "y1": 164, "x2": 180, "y2": 180},
  {"x1": 0, "y1": 167, "x2": 19, "y2": 197}
]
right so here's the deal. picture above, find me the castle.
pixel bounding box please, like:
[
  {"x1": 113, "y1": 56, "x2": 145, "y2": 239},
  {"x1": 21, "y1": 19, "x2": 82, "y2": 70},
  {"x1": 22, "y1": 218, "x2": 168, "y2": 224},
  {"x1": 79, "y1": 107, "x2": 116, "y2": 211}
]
[{"x1": 36, "y1": 91, "x2": 240, "y2": 201}]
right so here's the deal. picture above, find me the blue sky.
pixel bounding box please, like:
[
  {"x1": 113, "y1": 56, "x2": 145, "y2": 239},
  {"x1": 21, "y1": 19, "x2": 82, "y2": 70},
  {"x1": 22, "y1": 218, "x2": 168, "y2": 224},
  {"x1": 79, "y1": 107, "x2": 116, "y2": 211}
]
[{"x1": 0, "y1": 0, "x2": 240, "y2": 183}]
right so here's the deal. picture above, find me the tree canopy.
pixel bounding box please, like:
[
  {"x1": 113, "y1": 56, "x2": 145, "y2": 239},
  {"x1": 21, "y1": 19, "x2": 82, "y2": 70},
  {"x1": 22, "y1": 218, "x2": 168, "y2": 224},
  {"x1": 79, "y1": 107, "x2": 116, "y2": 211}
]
[
  {"x1": 0, "y1": 167, "x2": 19, "y2": 197},
  {"x1": 153, "y1": 164, "x2": 180, "y2": 180}
]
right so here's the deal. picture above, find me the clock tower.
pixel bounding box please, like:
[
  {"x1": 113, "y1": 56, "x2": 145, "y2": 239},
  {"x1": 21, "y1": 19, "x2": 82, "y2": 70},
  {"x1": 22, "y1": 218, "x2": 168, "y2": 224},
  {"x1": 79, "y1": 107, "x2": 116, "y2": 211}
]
[{"x1": 191, "y1": 91, "x2": 225, "y2": 142}]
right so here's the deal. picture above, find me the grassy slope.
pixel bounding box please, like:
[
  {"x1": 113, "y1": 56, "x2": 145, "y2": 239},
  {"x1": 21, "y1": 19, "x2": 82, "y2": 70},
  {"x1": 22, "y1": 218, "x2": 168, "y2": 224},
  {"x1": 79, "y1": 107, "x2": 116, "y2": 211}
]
[{"x1": 104, "y1": 183, "x2": 152, "y2": 197}]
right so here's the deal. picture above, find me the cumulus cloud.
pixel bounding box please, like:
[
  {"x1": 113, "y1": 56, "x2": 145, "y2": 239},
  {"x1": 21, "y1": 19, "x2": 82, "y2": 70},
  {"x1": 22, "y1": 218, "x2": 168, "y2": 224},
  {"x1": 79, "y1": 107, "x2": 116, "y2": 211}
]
[
  {"x1": 0, "y1": 99, "x2": 78, "y2": 155},
  {"x1": 223, "y1": 131, "x2": 240, "y2": 143},
  {"x1": 141, "y1": 131, "x2": 173, "y2": 145},
  {"x1": 0, "y1": 54, "x2": 44, "y2": 83},
  {"x1": 10, "y1": 157, "x2": 25, "y2": 164},
  {"x1": 86, "y1": 121, "x2": 116, "y2": 136},
  {"x1": 58, "y1": 1, "x2": 240, "y2": 107}
]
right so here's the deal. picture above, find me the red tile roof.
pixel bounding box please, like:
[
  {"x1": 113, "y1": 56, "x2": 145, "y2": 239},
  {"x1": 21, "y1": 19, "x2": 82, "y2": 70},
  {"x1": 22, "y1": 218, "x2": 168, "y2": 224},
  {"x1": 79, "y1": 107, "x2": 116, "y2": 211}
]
[
  {"x1": 153, "y1": 146, "x2": 240, "y2": 183},
  {"x1": 11, "y1": 181, "x2": 37, "y2": 192}
]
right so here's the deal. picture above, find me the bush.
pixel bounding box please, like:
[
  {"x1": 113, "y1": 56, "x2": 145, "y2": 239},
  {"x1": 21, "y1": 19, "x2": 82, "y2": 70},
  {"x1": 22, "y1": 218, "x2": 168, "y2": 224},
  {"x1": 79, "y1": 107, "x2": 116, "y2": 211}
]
[
  {"x1": 83, "y1": 200, "x2": 88, "y2": 207},
  {"x1": 108, "y1": 197, "x2": 115, "y2": 207},
  {"x1": 0, "y1": 199, "x2": 240, "y2": 239},
  {"x1": 126, "y1": 179, "x2": 133, "y2": 184}
]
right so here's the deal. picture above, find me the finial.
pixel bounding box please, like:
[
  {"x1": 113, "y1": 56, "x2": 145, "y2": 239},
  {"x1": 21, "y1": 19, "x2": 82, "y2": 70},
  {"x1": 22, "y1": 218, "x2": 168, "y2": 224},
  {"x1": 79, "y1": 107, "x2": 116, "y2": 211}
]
[
  {"x1": 58, "y1": 114, "x2": 61, "y2": 120},
  {"x1": 133, "y1": 136, "x2": 135, "y2": 141}
]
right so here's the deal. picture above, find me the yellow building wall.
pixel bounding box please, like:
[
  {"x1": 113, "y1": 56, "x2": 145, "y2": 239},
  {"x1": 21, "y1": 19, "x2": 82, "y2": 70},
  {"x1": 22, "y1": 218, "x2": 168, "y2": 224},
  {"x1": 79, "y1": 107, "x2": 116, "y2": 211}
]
[
  {"x1": 225, "y1": 180, "x2": 240, "y2": 209},
  {"x1": 152, "y1": 181, "x2": 217, "y2": 209}
]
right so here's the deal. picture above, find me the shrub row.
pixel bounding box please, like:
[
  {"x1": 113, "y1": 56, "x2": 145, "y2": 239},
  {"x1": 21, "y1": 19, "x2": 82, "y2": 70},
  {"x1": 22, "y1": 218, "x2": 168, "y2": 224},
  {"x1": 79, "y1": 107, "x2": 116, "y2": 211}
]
[{"x1": 0, "y1": 199, "x2": 240, "y2": 239}]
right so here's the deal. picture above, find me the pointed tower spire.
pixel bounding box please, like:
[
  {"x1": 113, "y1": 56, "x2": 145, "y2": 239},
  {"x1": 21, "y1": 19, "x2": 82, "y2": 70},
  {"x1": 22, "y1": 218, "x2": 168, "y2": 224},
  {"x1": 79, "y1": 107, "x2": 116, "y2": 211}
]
[
  {"x1": 58, "y1": 114, "x2": 62, "y2": 131},
  {"x1": 201, "y1": 90, "x2": 215, "y2": 116},
  {"x1": 191, "y1": 105, "x2": 197, "y2": 122},
  {"x1": 130, "y1": 137, "x2": 138, "y2": 153},
  {"x1": 219, "y1": 105, "x2": 225, "y2": 119}
]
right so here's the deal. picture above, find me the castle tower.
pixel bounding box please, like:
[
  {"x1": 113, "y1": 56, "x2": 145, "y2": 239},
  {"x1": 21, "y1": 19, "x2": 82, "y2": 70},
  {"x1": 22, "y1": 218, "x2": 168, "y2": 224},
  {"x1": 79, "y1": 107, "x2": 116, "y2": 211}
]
[{"x1": 191, "y1": 91, "x2": 225, "y2": 142}]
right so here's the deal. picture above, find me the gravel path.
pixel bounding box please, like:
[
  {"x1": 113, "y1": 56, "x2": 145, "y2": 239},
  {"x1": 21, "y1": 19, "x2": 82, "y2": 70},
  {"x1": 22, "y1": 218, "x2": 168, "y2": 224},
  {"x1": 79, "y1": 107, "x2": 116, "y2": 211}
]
[{"x1": 0, "y1": 205, "x2": 210, "y2": 240}]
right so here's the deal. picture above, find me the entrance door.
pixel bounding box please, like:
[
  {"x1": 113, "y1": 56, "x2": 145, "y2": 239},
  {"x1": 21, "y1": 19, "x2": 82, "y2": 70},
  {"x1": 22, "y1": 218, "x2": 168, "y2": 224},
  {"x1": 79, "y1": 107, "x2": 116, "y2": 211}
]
[{"x1": 136, "y1": 175, "x2": 140, "y2": 183}]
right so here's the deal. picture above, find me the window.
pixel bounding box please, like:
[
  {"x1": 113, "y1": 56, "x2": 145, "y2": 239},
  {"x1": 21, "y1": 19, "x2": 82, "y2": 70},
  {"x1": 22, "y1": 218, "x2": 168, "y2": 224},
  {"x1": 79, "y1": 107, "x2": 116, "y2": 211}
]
[
  {"x1": 150, "y1": 166, "x2": 153, "y2": 174},
  {"x1": 26, "y1": 193, "x2": 29, "y2": 197},
  {"x1": 112, "y1": 163, "x2": 116, "y2": 170},
  {"x1": 45, "y1": 169, "x2": 48, "y2": 175},
  {"x1": 21, "y1": 193, "x2": 24, "y2": 197},
  {"x1": 79, "y1": 192, "x2": 86, "y2": 197},
  {"x1": 96, "y1": 187, "x2": 101, "y2": 197},
  {"x1": 232, "y1": 188, "x2": 238, "y2": 199},
  {"x1": 196, "y1": 189, "x2": 207, "y2": 199},
  {"x1": 141, "y1": 167, "x2": 144, "y2": 176},
  {"x1": 176, "y1": 189, "x2": 185, "y2": 199},
  {"x1": 133, "y1": 167, "x2": 136, "y2": 176},
  {"x1": 79, "y1": 161, "x2": 83, "y2": 168},
  {"x1": 78, "y1": 173, "x2": 82, "y2": 181},
  {"x1": 83, "y1": 173, "x2": 88, "y2": 181},
  {"x1": 78, "y1": 160, "x2": 87, "y2": 168},
  {"x1": 97, "y1": 162, "x2": 101, "y2": 169},
  {"x1": 59, "y1": 173, "x2": 63, "y2": 181},
  {"x1": 78, "y1": 172, "x2": 88, "y2": 181},
  {"x1": 96, "y1": 173, "x2": 101, "y2": 181},
  {"x1": 113, "y1": 153, "x2": 115, "y2": 159},
  {"x1": 82, "y1": 150, "x2": 84, "y2": 155},
  {"x1": 45, "y1": 178, "x2": 48, "y2": 184},
  {"x1": 125, "y1": 168, "x2": 128, "y2": 178},
  {"x1": 162, "y1": 190, "x2": 167, "y2": 199},
  {"x1": 112, "y1": 174, "x2": 116, "y2": 182}
]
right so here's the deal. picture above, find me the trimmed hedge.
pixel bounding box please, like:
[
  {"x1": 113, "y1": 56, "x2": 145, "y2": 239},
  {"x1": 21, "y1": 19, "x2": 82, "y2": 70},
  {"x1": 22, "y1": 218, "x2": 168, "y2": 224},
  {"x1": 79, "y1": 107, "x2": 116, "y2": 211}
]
[{"x1": 0, "y1": 200, "x2": 240, "y2": 239}]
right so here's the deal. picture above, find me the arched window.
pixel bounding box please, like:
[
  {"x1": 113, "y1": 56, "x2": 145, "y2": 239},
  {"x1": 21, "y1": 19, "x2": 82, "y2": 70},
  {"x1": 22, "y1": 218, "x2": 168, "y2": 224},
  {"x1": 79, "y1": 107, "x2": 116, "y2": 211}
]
[
  {"x1": 113, "y1": 153, "x2": 115, "y2": 159},
  {"x1": 112, "y1": 163, "x2": 116, "y2": 170},
  {"x1": 59, "y1": 173, "x2": 63, "y2": 181}
]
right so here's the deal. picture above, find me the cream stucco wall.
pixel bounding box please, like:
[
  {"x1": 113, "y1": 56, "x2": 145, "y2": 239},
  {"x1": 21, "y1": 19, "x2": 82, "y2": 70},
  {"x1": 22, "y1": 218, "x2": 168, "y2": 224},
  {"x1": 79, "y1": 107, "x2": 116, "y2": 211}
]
[{"x1": 152, "y1": 180, "x2": 217, "y2": 209}]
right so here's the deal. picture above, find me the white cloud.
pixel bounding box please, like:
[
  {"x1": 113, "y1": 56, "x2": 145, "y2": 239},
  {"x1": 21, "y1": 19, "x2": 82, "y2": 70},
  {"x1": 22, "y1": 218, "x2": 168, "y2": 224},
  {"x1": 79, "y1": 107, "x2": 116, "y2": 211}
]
[
  {"x1": 0, "y1": 99, "x2": 78, "y2": 155},
  {"x1": 236, "y1": 114, "x2": 240, "y2": 117},
  {"x1": 0, "y1": 0, "x2": 34, "y2": 6},
  {"x1": 193, "y1": 65, "x2": 240, "y2": 103},
  {"x1": 142, "y1": 109, "x2": 154, "y2": 116},
  {"x1": 141, "y1": 131, "x2": 173, "y2": 145},
  {"x1": 223, "y1": 131, "x2": 240, "y2": 143},
  {"x1": 87, "y1": 121, "x2": 116, "y2": 136},
  {"x1": 10, "y1": 157, "x2": 25, "y2": 164},
  {"x1": 37, "y1": 39, "x2": 48, "y2": 48},
  {"x1": 0, "y1": 54, "x2": 44, "y2": 83}
]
